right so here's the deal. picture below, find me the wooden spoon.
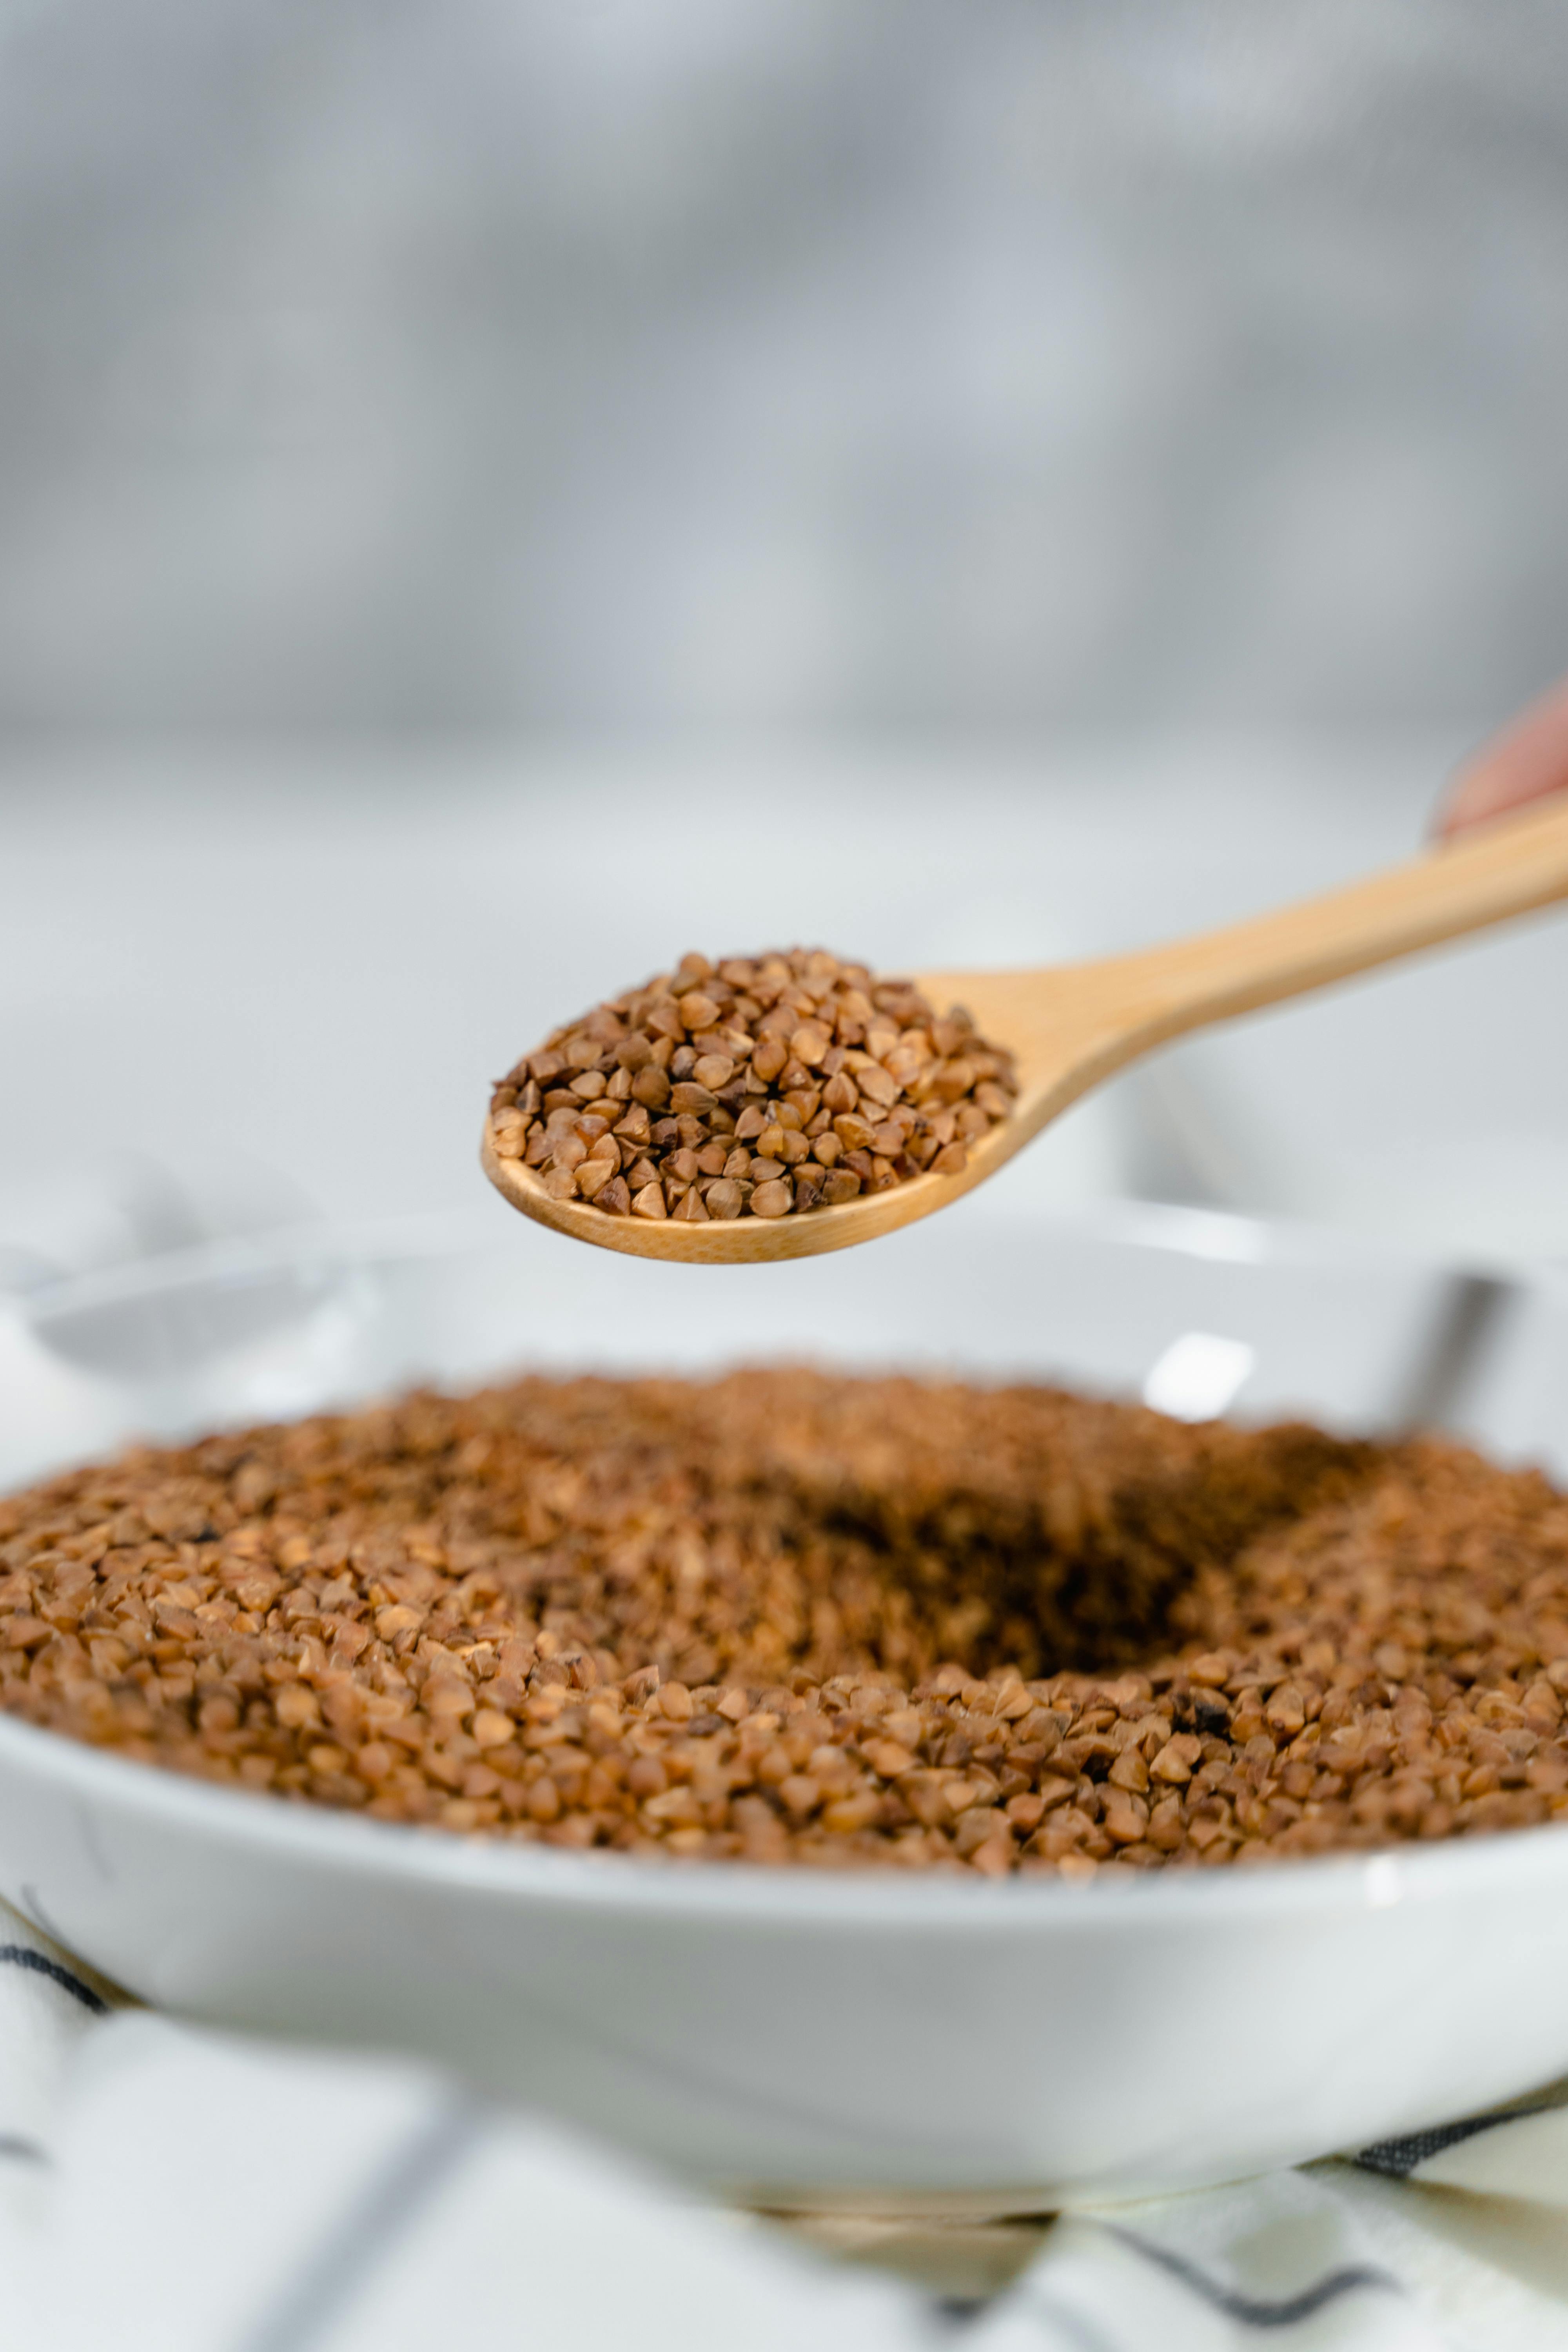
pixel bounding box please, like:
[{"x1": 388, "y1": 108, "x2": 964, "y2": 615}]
[{"x1": 483, "y1": 794, "x2": 1568, "y2": 1265}]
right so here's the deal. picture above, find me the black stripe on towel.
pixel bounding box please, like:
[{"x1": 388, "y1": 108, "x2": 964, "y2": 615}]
[
  {"x1": 0, "y1": 1944, "x2": 108, "y2": 2014},
  {"x1": 1355, "y1": 2100, "x2": 1560, "y2": 2179},
  {"x1": 1102, "y1": 2225, "x2": 1402, "y2": 2327},
  {"x1": 233, "y1": 2094, "x2": 486, "y2": 2352}
]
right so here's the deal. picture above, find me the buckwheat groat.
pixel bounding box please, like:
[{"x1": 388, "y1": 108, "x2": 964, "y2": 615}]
[
  {"x1": 487, "y1": 948, "x2": 1019, "y2": 1221},
  {"x1": 4, "y1": 1373, "x2": 1568, "y2": 1877}
]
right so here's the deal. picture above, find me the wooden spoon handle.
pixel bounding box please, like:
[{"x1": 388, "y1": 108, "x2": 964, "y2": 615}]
[{"x1": 1105, "y1": 793, "x2": 1568, "y2": 1046}]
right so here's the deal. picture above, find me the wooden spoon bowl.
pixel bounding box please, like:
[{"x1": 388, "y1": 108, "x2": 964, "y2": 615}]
[{"x1": 484, "y1": 795, "x2": 1568, "y2": 1264}]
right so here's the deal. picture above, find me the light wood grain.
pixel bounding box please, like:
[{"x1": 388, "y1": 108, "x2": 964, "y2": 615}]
[{"x1": 484, "y1": 794, "x2": 1568, "y2": 1263}]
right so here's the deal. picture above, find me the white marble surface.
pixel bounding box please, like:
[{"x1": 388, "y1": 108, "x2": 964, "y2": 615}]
[{"x1": 2, "y1": 733, "x2": 1564, "y2": 1279}]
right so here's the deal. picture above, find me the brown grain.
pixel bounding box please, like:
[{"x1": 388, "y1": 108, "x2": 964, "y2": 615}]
[
  {"x1": 4, "y1": 1371, "x2": 1567, "y2": 1876},
  {"x1": 487, "y1": 949, "x2": 1018, "y2": 1221}
]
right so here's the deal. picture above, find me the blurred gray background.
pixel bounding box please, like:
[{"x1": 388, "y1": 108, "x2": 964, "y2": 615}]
[
  {"x1": 2, "y1": 0, "x2": 1567, "y2": 1285},
  {"x1": 2, "y1": 0, "x2": 1566, "y2": 735}
]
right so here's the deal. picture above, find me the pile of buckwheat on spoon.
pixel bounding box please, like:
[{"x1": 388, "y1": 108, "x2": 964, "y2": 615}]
[{"x1": 486, "y1": 946, "x2": 1018, "y2": 1224}]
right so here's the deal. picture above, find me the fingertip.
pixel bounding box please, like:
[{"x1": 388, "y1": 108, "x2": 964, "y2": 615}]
[{"x1": 1437, "y1": 675, "x2": 1568, "y2": 838}]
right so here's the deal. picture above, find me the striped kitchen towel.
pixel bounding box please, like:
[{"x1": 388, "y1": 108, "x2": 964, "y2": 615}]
[{"x1": 0, "y1": 1896, "x2": 1563, "y2": 2352}]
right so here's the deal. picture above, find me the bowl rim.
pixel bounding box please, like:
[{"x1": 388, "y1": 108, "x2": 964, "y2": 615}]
[
  {"x1": 15, "y1": 1196, "x2": 1568, "y2": 1322},
  {"x1": 7, "y1": 1201, "x2": 1568, "y2": 1935}
]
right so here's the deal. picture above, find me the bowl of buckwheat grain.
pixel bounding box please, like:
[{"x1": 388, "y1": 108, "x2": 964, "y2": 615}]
[{"x1": 2, "y1": 1203, "x2": 1567, "y2": 2205}]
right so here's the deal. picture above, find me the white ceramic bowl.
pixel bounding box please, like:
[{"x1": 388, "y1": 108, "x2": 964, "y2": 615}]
[{"x1": 3, "y1": 1203, "x2": 1567, "y2": 2207}]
